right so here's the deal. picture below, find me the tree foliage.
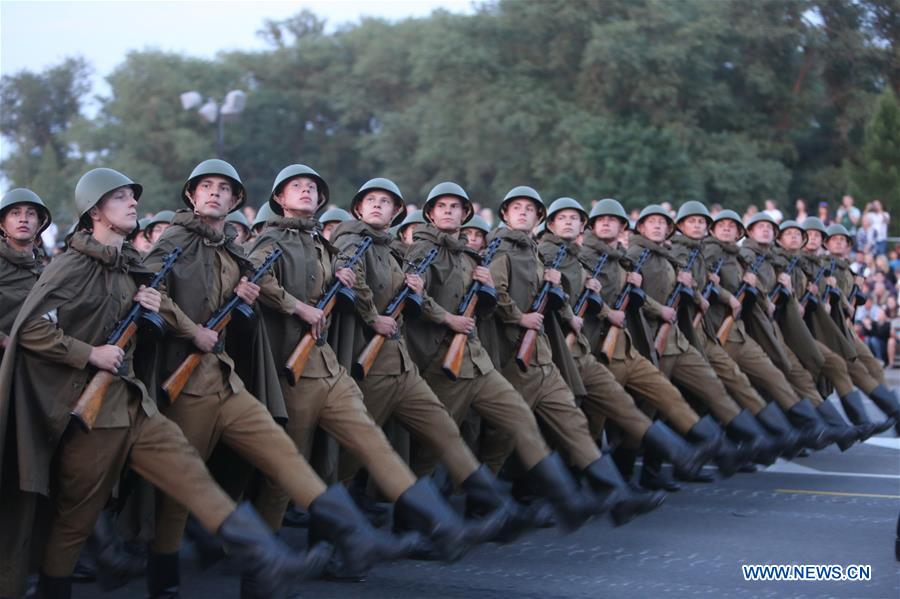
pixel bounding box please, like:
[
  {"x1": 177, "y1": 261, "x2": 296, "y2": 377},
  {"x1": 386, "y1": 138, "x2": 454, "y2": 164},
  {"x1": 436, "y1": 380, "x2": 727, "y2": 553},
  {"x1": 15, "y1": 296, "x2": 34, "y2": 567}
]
[{"x1": 2, "y1": 0, "x2": 899, "y2": 225}]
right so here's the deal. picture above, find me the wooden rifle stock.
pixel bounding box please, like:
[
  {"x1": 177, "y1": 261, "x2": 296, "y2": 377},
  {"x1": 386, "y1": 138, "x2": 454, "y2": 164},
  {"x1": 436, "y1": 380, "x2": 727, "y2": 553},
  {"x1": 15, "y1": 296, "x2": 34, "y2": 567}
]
[
  {"x1": 162, "y1": 314, "x2": 233, "y2": 403},
  {"x1": 565, "y1": 299, "x2": 588, "y2": 350},
  {"x1": 600, "y1": 295, "x2": 629, "y2": 361},
  {"x1": 285, "y1": 295, "x2": 337, "y2": 385},
  {"x1": 717, "y1": 254, "x2": 766, "y2": 343},
  {"x1": 70, "y1": 322, "x2": 136, "y2": 431}
]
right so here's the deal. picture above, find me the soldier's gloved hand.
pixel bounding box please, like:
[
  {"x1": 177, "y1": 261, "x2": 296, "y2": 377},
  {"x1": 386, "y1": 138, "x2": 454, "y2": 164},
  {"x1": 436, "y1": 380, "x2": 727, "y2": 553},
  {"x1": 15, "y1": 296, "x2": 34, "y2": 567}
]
[
  {"x1": 296, "y1": 302, "x2": 326, "y2": 340},
  {"x1": 660, "y1": 306, "x2": 677, "y2": 324},
  {"x1": 607, "y1": 309, "x2": 626, "y2": 328},
  {"x1": 444, "y1": 313, "x2": 476, "y2": 334},
  {"x1": 335, "y1": 267, "x2": 356, "y2": 288},
  {"x1": 405, "y1": 273, "x2": 424, "y2": 296},
  {"x1": 234, "y1": 277, "x2": 260, "y2": 304},
  {"x1": 585, "y1": 278, "x2": 601, "y2": 293},
  {"x1": 89, "y1": 344, "x2": 125, "y2": 374},
  {"x1": 626, "y1": 272, "x2": 643, "y2": 287},
  {"x1": 134, "y1": 285, "x2": 161, "y2": 313},
  {"x1": 372, "y1": 315, "x2": 398, "y2": 337},
  {"x1": 192, "y1": 327, "x2": 219, "y2": 353},
  {"x1": 473, "y1": 266, "x2": 493, "y2": 287},
  {"x1": 519, "y1": 312, "x2": 544, "y2": 331}
]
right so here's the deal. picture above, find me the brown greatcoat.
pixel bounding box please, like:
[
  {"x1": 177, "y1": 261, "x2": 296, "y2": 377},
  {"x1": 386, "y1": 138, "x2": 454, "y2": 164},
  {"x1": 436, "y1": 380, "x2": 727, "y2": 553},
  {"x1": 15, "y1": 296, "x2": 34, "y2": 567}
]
[
  {"x1": 797, "y1": 250, "x2": 857, "y2": 360},
  {"x1": 0, "y1": 240, "x2": 43, "y2": 344}
]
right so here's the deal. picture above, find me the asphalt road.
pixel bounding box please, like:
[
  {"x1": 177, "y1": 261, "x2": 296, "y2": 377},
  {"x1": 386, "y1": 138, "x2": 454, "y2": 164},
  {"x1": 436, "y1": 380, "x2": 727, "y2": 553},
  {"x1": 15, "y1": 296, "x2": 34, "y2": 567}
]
[{"x1": 71, "y1": 389, "x2": 900, "y2": 599}]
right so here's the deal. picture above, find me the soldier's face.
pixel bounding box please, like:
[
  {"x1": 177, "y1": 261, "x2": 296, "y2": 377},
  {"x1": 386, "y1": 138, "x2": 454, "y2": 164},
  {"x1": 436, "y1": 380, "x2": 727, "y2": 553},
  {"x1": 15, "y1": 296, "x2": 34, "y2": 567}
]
[
  {"x1": 321, "y1": 221, "x2": 338, "y2": 241},
  {"x1": 637, "y1": 214, "x2": 669, "y2": 242},
  {"x1": 748, "y1": 222, "x2": 775, "y2": 244},
  {"x1": 826, "y1": 235, "x2": 849, "y2": 256},
  {"x1": 462, "y1": 228, "x2": 486, "y2": 252},
  {"x1": 549, "y1": 209, "x2": 584, "y2": 241},
  {"x1": 232, "y1": 225, "x2": 250, "y2": 244},
  {"x1": 712, "y1": 220, "x2": 738, "y2": 243},
  {"x1": 95, "y1": 186, "x2": 138, "y2": 233},
  {"x1": 805, "y1": 230, "x2": 823, "y2": 251},
  {"x1": 147, "y1": 222, "x2": 170, "y2": 244},
  {"x1": 132, "y1": 234, "x2": 153, "y2": 254},
  {"x1": 275, "y1": 176, "x2": 318, "y2": 217},
  {"x1": 591, "y1": 215, "x2": 622, "y2": 242},
  {"x1": 401, "y1": 223, "x2": 419, "y2": 245},
  {"x1": 1, "y1": 204, "x2": 40, "y2": 246},
  {"x1": 358, "y1": 191, "x2": 399, "y2": 230},
  {"x1": 677, "y1": 215, "x2": 707, "y2": 240},
  {"x1": 503, "y1": 199, "x2": 539, "y2": 232},
  {"x1": 778, "y1": 228, "x2": 804, "y2": 250},
  {"x1": 429, "y1": 196, "x2": 465, "y2": 232},
  {"x1": 189, "y1": 176, "x2": 236, "y2": 218}
]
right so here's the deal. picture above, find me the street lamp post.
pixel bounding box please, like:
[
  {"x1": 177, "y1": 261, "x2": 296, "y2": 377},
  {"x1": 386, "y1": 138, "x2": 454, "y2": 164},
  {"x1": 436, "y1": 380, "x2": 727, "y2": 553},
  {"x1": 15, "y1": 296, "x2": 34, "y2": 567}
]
[{"x1": 180, "y1": 90, "x2": 247, "y2": 158}]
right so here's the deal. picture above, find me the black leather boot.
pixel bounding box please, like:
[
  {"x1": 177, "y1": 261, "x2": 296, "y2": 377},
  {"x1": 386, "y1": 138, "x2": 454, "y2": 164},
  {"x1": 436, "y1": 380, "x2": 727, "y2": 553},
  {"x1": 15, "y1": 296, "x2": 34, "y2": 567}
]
[
  {"x1": 462, "y1": 465, "x2": 536, "y2": 543},
  {"x1": 726, "y1": 410, "x2": 780, "y2": 466},
  {"x1": 638, "y1": 451, "x2": 681, "y2": 492},
  {"x1": 393, "y1": 477, "x2": 507, "y2": 562},
  {"x1": 583, "y1": 455, "x2": 666, "y2": 526},
  {"x1": 756, "y1": 402, "x2": 804, "y2": 460},
  {"x1": 787, "y1": 398, "x2": 835, "y2": 450},
  {"x1": 680, "y1": 415, "x2": 743, "y2": 478},
  {"x1": 35, "y1": 572, "x2": 71, "y2": 599},
  {"x1": 867, "y1": 384, "x2": 900, "y2": 435},
  {"x1": 841, "y1": 389, "x2": 894, "y2": 440},
  {"x1": 90, "y1": 510, "x2": 145, "y2": 591},
  {"x1": 816, "y1": 400, "x2": 860, "y2": 452},
  {"x1": 220, "y1": 503, "x2": 332, "y2": 599},
  {"x1": 307, "y1": 484, "x2": 419, "y2": 578},
  {"x1": 147, "y1": 551, "x2": 180, "y2": 599},
  {"x1": 611, "y1": 445, "x2": 637, "y2": 483},
  {"x1": 526, "y1": 452, "x2": 596, "y2": 531},
  {"x1": 642, "y1": 420, "x2": 711, "y2": 480}
]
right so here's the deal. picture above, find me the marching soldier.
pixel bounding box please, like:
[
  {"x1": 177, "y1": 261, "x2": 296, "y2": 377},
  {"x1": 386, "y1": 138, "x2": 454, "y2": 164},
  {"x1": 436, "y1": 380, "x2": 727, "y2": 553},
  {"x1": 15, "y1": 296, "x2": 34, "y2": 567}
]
[
  {"x1": 538, "y1": 197, "x2": 711, "y2": 486},
  {"x1": 478, "y1": 185, "x2": 665, "y2": 525},
  {"x1": 579, "y1": 199, "x2": 744, "y2": 488},
  {"x1": 250, "y1": 202, "x2": 275, "y2": 240},
  {"x1": 0, "y1": 168, "x2": 331, "y2": 599},
  {"x1": 460, "y1": 214, "x2": 492, "y2": 252},
  {"x1": 670, "y1": 201, "x2": 788, "y2": 465},
  {"x1": 244, "y1": 164, "x2": 504, "y2": 566},
  {"x1": 738, "y1": 213, "x2": 844, "y2": 449},
  {"x1": 823, "y1": 223, "x2": 899, "y2": 432},
  {"x1": 130, "y1": 217, "x2": 153, "y2": 254},
  {"x1": 318, "y1": 206, "x2": 352, "y2": 241},
  {"x1": 143, "y1": 159, "x2": 415, "y2": 595},
  {"x1": 626, "y1": 204, "x2": 757, "y2": 471},
  {"x1": 144, "y1": 210, "x2": 176, "y2": 246},
  {"x1": 403, "y1": 182, "x2": 598, "y2": 531},
  {"x1": 396, "y1": 209, "x2": 426, "y2": 248},
  {"x1": 0, "y1": 189, "x2": 51, "y2": 351},
  {"x1": 331, "y1": 177, "x2": 532, "y2": 540}
]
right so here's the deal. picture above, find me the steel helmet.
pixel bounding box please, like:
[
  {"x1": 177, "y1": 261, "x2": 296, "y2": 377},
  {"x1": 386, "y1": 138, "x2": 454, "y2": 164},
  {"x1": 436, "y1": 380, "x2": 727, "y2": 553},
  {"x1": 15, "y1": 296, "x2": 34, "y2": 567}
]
[
  {"x1": 75, "y1": 168, "x2": 143, "y2": 229},
  {"x1": 350, "y1": 177, "x2": 406, "y2": 226},
  {"x1": 499, "y1": 185, "x2": 545, "y2": 223},
  {"x1": 0, "y1": 187, "x2": 52, "y2": 235},
  {"x1": 587, "y1": 198, "x2": 628, "y2": 227},
  {"x1": 423, "y1": 181, "x2": 473, "y2": 225},
  {"x1": 182, "y1": 159, "x2": 245, "y2": 212},
  {"x1": 636, "y1": 204, "x2": 675, "y2": 239},
  {"x1": 269, "y1": 164, "x2": 329, "y2": 215}
]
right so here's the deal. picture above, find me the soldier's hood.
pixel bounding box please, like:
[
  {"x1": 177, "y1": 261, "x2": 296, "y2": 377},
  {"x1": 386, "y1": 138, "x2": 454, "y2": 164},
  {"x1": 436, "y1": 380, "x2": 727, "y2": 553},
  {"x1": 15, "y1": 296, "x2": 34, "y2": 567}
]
[
  {"x1": 412, "y1": 224, "x2": 478, "y2": 258},
  {"x1": 540, "y1": 232, "x2": 582, "y2": 259},
  {"x1": 331, "y1": 219, "x2": 393, "y2": 246}
]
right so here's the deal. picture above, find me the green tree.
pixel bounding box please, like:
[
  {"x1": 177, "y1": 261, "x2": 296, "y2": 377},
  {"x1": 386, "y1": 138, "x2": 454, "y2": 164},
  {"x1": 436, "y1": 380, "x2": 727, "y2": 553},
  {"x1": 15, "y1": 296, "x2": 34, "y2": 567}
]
[{"x1": 849, "y1": 87, "x2": 900, "y2": 229}]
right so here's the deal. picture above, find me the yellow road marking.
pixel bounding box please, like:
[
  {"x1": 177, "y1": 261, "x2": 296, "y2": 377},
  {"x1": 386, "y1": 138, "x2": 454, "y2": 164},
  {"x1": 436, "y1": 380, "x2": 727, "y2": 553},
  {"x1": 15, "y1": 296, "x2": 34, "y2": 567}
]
[{"x1": 775, "y1": 488, "x2": 900, "y2": 499}]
